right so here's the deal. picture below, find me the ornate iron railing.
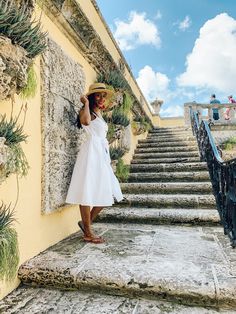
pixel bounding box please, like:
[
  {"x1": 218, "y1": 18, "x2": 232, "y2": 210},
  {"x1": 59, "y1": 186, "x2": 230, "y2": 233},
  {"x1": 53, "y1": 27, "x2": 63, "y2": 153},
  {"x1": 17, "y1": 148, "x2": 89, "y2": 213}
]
[{"x1": 191, "y1": 109, "x2": 236, "y2": 247}]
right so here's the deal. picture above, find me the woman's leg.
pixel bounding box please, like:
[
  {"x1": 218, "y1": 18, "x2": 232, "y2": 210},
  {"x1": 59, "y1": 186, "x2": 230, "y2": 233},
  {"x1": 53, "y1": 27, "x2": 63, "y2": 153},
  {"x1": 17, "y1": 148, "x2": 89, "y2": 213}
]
[
  {"x1": 90, "y1": 206, "x2": 104, "y2": 222},
  {"x1": 80, "y1": 205, "x2": 104, "y2": 243}
]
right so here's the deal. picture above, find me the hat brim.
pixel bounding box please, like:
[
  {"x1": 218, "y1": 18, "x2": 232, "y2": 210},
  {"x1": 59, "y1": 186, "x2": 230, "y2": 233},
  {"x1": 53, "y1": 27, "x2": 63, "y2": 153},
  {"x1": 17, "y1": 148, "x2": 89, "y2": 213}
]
[{"x1": 86, "y1": 89, "x2": 114, "y2": 98}]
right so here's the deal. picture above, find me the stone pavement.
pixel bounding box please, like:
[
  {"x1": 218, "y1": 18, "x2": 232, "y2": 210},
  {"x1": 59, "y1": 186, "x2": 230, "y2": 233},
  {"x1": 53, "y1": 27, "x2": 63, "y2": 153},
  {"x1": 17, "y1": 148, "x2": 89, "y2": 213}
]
[{"x1": 1, "y1": 127, "x2": 236, "y2": 313}]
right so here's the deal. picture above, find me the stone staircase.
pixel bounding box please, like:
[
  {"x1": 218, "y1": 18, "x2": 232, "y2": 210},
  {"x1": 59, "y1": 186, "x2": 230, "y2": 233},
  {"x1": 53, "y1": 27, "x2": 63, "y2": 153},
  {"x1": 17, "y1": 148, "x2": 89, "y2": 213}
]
[{"x1": 1, "y1": 127, "x2": 236, "y2": 313}]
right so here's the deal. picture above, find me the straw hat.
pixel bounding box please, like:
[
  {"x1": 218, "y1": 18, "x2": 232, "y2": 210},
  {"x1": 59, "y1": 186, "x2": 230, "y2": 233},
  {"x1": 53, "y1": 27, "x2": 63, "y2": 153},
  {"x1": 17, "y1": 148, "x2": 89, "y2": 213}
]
[{"x1": 86, "y1": 83, "x2": 114, "y2": 98}]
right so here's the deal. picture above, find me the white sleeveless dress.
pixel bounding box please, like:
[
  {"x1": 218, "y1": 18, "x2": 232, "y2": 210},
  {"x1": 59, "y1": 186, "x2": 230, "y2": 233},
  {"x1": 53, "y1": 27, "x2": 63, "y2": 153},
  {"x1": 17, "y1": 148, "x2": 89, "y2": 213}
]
[{"x1": 66, "y1": 113, "x2": 123, "y2": 206}]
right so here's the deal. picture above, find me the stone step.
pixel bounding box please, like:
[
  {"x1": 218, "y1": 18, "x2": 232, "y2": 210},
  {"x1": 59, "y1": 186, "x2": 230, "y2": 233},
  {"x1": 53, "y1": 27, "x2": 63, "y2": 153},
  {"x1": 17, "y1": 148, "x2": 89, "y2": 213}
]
[
  {"x1": 17, "y1": 223, "x2": 236, "y2": 308},
  {"x1": 121, "y1": 182, "x2": 212, "y2": 194},
  {"x1": 135, "y1": 146, "x2": 198, "y2": 154},
  {"x1": 2, "y1": 286, "x2": 234, "y2": 314},
  {"x1": 128, "y1": 171, "x2": 210, "y2": 182},
  {"x1": 120, "y1": 194, "x2": 216, "y2": 209},
  {"x1": 133, "y1": 151, "x2": 200, "y2": 159},
  {"x1": 97, "y1": 207, "x2": 220, "y2": 226},
  {"x1": 139, "y1": 137, "x2": 196, "y2": 143},
  {"x1": 148, "y1": 131, "x2": 193, "y2": 137},
  {"x1": 130, "y1": 162, "x2": 207, "y2": 173},
  {"x1": 137, "y1": 141, "x2": 197, "y2": 148},
  {"x1": 131, "y1": 157, "x2": 201, "y2": 164},
  {"x1": 152, "y1": 127, "x2": 191, "y2": 131},
  {"x1": 147, "y1": 133, "x2": 193, "y2": 139},
  {"x1": 149, "y1": 128, "x2": 192, "y2": 134}
]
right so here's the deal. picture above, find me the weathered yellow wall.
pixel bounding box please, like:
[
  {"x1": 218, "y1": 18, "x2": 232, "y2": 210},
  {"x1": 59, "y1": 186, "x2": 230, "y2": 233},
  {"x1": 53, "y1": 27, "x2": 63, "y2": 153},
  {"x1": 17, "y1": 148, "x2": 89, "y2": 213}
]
[{"x1": 160, "y1": 117, "x2": 184, "y2": 128}]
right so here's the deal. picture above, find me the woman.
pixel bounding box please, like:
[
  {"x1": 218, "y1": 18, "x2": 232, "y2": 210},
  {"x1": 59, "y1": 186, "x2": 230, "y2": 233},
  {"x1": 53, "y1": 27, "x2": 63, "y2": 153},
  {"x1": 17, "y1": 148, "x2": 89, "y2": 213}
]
[
  {"x1": 66, "y1": 83, "x2": 123, "y2": 244},
  {"x1": 225, "y1": 95, "x2": 236, "y2": 120}
]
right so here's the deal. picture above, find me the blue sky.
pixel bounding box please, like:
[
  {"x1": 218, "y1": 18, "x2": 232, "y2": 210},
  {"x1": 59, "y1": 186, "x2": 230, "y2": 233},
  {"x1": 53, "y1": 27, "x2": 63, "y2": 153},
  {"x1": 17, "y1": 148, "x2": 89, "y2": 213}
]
[{"x1": 96, "y1": 0, "x2": 236, "y2": 116}]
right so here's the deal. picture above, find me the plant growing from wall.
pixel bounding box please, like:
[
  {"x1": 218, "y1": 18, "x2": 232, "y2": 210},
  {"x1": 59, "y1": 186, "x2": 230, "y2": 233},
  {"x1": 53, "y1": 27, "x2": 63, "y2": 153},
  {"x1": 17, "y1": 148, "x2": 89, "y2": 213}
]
[
  {"x1": 115, "y1": 158, "x2": 129, "y2": 182},
  {"x1": 0, "y1": 203, "x2": 19, "y2": 281},
  {"x1": 0, "y1": 0, "x2": 47, "y2": 58},
  {"x1": 20, "y1": 64, "x2": 38, "y2": 99},
  {"x1": 97, "y1": 70, "x2": 129, "y2": 91},
  {"x1": 111, "y1": 109, "x2": 130, "y2": 127},
  {"x1": 109, "y1": 147, "x2": 125, "y2": 160},
  {"x1": 0, "y1": 113, "x2": 29, "y2": 182}
]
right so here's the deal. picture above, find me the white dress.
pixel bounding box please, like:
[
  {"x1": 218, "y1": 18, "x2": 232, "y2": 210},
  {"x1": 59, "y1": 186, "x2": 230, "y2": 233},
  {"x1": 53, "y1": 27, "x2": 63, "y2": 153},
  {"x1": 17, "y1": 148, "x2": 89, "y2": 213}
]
[{"x1": 66, "y1": 112, "x2": 123, "y2": 206}]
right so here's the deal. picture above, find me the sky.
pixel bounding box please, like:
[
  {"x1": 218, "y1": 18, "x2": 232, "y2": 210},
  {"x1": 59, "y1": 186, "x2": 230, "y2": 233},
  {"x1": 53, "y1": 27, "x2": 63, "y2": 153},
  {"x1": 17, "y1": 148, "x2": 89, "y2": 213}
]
[{"x1": 96, "y1": 0, "x2": 236, "y2": 117}]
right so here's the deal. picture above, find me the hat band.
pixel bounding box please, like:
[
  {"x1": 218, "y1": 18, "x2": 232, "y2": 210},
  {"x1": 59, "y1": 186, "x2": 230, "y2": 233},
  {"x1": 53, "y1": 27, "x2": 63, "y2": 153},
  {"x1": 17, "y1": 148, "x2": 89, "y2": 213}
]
[{"x1": 89, "y1": 87, "x2": 107, "y2": 92}]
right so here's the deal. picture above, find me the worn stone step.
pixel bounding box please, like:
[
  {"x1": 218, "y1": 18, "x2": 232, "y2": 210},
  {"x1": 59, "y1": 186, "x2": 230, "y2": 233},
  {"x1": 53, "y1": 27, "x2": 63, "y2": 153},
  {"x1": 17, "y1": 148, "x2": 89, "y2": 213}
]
[
  {"x1": 149, "y1": 128, "x2": 191, "y2": 134},
  {"x1": 140, "y1": 137, "x2": 196, "y2": 144},
  {"x1": 97, "y1": 207, "x2": 220, "y2": 225},
  {"x1": 128, "y1": 171, "x2": 210, "y2": 182},
  {"x1": 131, "y1": 157, "x2": 201, "y2": 164},
  {"x1": 120, "y1": 194, "x2": 215, "y2": 209},
  {"x1": 121, "y1": 182, "x2": 212, "y2": 194},
  {"x1": 135, "y1": 146, "x2": 198, "y2": 154},
  {"x1": 147, "y1": 133, "x2": 195, "y2": 140},
  {"x1": 133, "y1": 151, "x2": 200, "y2": 159},
  {"x1": 148, "y1": 131, "x2": 193, "y2": 138},
  {"x1": 130, "y1": 162, "x2": 207, "y2": 173},
  {"x1": 137, "y1": 141, "x2": 197, "y2": 148},
  {"x1": 17, "y1": 223, "x2": 236, "y2": 308},
  {"x1": 2, "y1": 286, "x2": 234, "y2": 314}
]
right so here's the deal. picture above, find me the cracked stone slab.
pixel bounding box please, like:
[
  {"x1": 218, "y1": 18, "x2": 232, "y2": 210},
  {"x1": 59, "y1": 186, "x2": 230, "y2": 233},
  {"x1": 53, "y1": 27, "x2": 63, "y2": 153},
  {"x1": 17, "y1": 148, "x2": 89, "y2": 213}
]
[
  {"x1": 128, "y1": 171, "x2": 210, "y2": 182},
  {"x1": 17, "y1": 223, "x2": 236, "y2": 308},
  {"x1": 120, "y1": 182, "x2": 212, "y2": 194},
  {"x1": 96, "y1": 207, "x2": 220, "y2": 226},
  {"x1": 146, "y1": 135, "x2": 196, "y2": 141},
  {"x1": 1, "y1": 286, "x2": 235, "y2": 314},
  {"x1": 130, "y1": 162, "x2": 207, "y2": 173}
]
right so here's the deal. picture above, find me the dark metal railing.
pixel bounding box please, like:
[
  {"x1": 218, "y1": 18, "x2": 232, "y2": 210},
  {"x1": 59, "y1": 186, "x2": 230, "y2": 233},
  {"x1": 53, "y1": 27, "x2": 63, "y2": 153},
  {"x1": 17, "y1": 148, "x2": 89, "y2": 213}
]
[{"x1": 191, "y1": 109, "x2": 236, "y2": 247}]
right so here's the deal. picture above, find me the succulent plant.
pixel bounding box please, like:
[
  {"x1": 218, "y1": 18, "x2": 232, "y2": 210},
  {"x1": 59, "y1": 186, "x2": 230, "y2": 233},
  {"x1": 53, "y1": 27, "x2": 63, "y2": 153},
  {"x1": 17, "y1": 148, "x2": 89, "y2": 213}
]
[{"x1": 0, "y1": 0, "x2": 47, "y2": 58}]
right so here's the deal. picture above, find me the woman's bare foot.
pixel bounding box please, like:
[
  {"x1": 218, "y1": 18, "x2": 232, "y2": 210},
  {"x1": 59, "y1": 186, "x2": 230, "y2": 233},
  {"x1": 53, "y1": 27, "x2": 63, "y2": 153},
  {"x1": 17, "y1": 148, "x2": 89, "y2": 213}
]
[{"x1": 83, "y1": 235, "x2": 105, "y2": 244}]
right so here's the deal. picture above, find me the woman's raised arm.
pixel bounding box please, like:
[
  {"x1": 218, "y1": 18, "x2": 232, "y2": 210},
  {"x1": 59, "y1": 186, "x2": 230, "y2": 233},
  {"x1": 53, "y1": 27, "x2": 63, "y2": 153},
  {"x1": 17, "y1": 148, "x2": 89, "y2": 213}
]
[{"x1": 79, "y1": 95, "x2": 91, "y2": 126}]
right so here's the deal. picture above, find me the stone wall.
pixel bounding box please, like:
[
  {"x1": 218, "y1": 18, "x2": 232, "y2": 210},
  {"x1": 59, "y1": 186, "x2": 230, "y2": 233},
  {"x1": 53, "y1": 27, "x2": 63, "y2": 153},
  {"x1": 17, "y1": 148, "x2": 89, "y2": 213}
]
[{"x1": 41, "y1": 38, "x2": 85, "y2": 214}]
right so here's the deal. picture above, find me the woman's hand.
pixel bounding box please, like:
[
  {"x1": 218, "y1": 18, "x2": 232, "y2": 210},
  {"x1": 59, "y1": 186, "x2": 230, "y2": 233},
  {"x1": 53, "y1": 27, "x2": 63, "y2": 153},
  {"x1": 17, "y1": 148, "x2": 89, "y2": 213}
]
[{"x1": 80, "y1": 95, "x2": 89, "y2": 106}]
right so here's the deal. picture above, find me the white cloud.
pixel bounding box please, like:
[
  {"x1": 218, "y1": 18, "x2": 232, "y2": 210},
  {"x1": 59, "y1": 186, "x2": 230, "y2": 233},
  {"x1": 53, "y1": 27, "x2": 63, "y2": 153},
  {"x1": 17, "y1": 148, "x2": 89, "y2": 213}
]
[
  {"x1": 155, "y1": 10, "x2": 162, "y2": 20},
  {"x1": 160, "y1": 105, "x2": 184, "y2": 117},
  {"x1": 179, "y1": 16, "x2": 191, "y2": 31},
  {"x1": 114, "y1": 11, "x2": 161, "y2": 51},
  {"x1": 136, "y1": 65, "x2": 170, "y2": 101},
  {"x1": 177, "y1": 13, "x2": 236, "y2": 93}
]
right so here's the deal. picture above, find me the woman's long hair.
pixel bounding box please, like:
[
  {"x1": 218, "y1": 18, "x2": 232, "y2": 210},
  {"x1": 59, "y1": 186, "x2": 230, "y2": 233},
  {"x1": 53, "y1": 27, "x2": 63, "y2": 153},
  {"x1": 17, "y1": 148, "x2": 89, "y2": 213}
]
[{"x1": 76, "y1": 94, "x2": 96, "y2": 128}]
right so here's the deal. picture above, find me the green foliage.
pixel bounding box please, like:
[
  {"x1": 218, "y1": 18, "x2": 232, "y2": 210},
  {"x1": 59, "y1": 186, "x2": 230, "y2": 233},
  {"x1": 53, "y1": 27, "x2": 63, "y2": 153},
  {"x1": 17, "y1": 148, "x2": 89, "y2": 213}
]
[
  {"x1": 107, "y1": 123, "x2": 116, "y2": 143},
  {"x1": 0, "y1": 115, "x2": 27, "y2": 146},
  {"x1": 97, "y1": 70, "x2": 129, "y2": 90},
  {"x1": 109, "y1": 147, "x2": 125, "y2": 160},
  {"x1": 221, "y1": 137, "x2": 236, "y2": 151},
  {"x1": 120, "y1": 91, "x2": 133, "y2": 116},
  {"x1": 115, "y1": 158, "x2": 130, "y2": 182},
  {"x1": 0, "y1": 115, "x2": 29, "y2": 178},
  {"x1": 3, "y1": 143, "x2": 29, "y2": 177},
  {"x1": 111, "y1": 109, "x2": 130, "y2": 127},
  {"x1": 20, "y1": 64, "x2": 37, "y2": 99},
  {"x1": 0, "y1": 0, "x2": 47, "y2": 58},
  {"x1": 0, "y1": 203, "x2": 19, "y2": 281}
]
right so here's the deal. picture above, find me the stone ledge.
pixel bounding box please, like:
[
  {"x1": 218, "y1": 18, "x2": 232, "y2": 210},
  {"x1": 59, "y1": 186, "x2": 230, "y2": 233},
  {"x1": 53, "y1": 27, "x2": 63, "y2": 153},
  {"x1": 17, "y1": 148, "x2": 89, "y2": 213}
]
[
  {"x1": 1, "y1": 285, "x2": 235, "y2": 313},
  {"x1": 17, "y1": 223, "x2": 236, "y2": 308},
  {"x1": 97, "y1": 207, "x2": 220, "y2": 226}
]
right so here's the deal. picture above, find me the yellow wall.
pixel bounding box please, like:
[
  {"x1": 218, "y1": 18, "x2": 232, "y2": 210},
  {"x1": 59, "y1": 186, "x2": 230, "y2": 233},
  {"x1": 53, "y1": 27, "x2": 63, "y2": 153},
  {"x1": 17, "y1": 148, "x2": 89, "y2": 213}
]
[{"x1": 160, "y1": 117, "x2": 185, "y2": 128}]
